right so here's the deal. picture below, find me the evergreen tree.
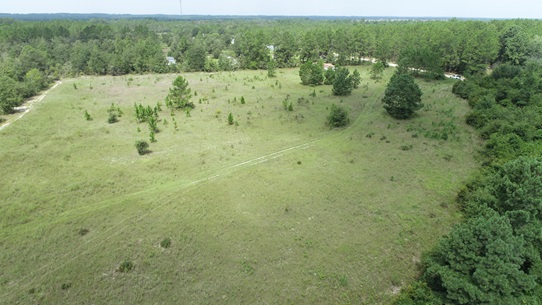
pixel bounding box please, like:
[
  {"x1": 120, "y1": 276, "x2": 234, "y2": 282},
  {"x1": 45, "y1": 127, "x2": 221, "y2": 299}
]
[
  {"x1": 351, "y1": 69, "x2": 361, "y2": 89},
  {"x1": 423, "y1": 213, "x2": 538, "y2": 305},
  {"x1": 370, "y1": 61, "x2": 385, "y2": 80},
  {"x1": 382, "y1": 71, "x2": 423, "y2": 119},
  {"x1": 326, "y1": 104, "x2": 349, "y2": 128},
  {"x1": 324, "y1": 68, "x2": 336, "y2": 85},
  {"x1": 332, "y1": 67, "x2": 353, "y2": 96},
  {"x1": 299, "y1": 60, "x2": 324, "y2": 86},
  {"x1": 228, "y1": 113, "x2": 234, "y2": 125},
  {"x1": 165, "y1": 76, "x2": 194, "y2": 110}
]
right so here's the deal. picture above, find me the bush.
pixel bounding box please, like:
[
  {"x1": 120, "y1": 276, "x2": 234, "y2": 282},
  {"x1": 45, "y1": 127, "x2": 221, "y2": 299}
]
[
  {"x1": 135, "y1": 140, "x2": 149, "y2": 155},
  {"x1": 326, "y1": 104, "x2": 349, "y2": 128},
  {"x1": 160, "y1": 238, "x2": 172, "y2": 248},
  {"x1": 107, "y1": 113, "x2": 118, "y2": 124},
  {"x1": 117, "y1": 260, "x2": 134, "y2": 273},
  {"x1": 84, "y1": 110, "x2": 92, "y2": 121}
]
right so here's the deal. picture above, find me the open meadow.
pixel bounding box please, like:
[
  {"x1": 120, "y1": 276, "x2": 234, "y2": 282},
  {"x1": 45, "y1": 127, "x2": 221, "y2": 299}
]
[{"x1": 0, "y1": 66, "x2": 480, "y2": 304}]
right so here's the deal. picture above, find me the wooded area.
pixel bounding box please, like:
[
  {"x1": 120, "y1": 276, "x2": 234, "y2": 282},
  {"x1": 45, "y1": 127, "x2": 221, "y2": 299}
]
[{"x1": 1, "y1": 17, "x2": 542, "y2": 114}]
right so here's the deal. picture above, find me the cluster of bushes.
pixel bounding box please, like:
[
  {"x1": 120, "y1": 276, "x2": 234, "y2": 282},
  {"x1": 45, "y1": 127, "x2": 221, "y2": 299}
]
[{"x1": 396, "y1": 60, "x2": 542, "y2": 304}]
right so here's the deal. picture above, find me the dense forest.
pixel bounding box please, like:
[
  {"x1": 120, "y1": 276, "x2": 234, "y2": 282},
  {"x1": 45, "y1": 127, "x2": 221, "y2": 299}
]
[{"x1": 3, "y1": 16, "x2": 542, "y2": 304}]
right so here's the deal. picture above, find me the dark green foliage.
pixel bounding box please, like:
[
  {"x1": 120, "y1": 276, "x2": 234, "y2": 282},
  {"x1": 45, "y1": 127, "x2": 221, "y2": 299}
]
[
  {"x1": 134, "y1": 103, "x2": 158, "y2": 123},
  {"x1": 423, "y1": 213, "x2": 537, "y2": 305},
  {"x1": 117, "y1": 260, "x2": 134, "y2": 273},
  {"x1": 326, "y1": 104, "x2": 349, "y2": 128},
  {"x1": 147, "y1": 115, "x2": 159, "y2": 133},
  {"x1": 498, "y1": 25, "x2": 530, "y2": 66},
  {"x1": 370, "y1": 61, "x2": 385, "y2": 80},
  {"x1": 393, "y1": 281, "x2": 439, "y2": 305},
  {"x1": 351, "y1": 70, "x2": 361, "y2": 89},
  {"x1": 288, "y1": 102, "x2": 293, "y2": 111},
  {"x1": 0, "y1": 75, "x2": 23, "y2": 114},
  {"x1": 84, "y1": 110, "x2": 92, "y2": 121},
  {"x1": 382, "y1": 71, "x2": 423, "y2": 119},
  {"x1": 160, "y1": 238, "x2": 172, "y2": 248},
  {"x1": 107, "y1": 113, "x2": 118, "y2": 124},
  {"x1": 135, "y1": 140, "x2": 149, "y2": 155},
  {"x1": 324, "y1": 68, "x2": 336, "y2": 85},
  {"x1": 485, "y1": 157, "x2": 542, "y2": 252},
  {"x1": 228, "y1": 113, "x2": 234, "y2": 125},
  {"x1": 299, "y1": 60, "x2": 324, "y2": 86},
  {"x1": 185, "y1": 42, "x2": 207, "y2": 71},
  {"x1": 398, "y1": 47, "x2": 444, "y2": 79},
  {"x1": 490, "y1": 157, "x2": 542, "y2": 217},
  {"x1": 107, "y1": 103, "x2": 123, "y2": 124},
  {"x1": 165, "y1": 76, "x2": 194, "y2": 110},
  {"x1": 332, "y1": 67, "x2": 354, "y2": 96},
  {"x1": 454, "y1": 64, "x2": 542, "y2": 164},
  {"x1": 240, "y1": 96, "x2": 245, "y2": 104}
]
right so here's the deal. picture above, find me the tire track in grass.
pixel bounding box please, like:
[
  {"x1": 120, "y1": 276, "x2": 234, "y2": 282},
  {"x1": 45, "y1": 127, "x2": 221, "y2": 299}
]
[{"x1": 4, "y1": 88, "x2": 384, "y2": 300}]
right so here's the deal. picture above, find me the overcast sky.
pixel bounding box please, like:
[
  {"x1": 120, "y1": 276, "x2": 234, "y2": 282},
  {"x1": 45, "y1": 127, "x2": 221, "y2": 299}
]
[{"x1": 2, "y1": 0, "x2": 541, "y2": 19}]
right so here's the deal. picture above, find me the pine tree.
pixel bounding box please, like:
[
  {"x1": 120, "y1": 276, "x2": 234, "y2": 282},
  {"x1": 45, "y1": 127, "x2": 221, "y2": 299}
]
[
  {"x1": 332, "y1": 67, "x2": 353, "y2": 96},
  {"x1": 165, "y1": 76, "x2": 194, "y2": 110},
  {"x1": 382, "y1": 71, "x2": 423, "y2": 119}
]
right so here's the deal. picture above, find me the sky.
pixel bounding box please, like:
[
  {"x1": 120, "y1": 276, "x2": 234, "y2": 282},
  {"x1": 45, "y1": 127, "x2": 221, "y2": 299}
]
[{"x1": 1, "y1": 0, "x2": 541, "y2": 19}]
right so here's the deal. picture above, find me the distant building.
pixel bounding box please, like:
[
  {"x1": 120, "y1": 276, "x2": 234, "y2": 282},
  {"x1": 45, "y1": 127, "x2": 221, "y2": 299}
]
[
  {"x1": 166, "y1": 57, "x2": 177, "y2": 65},
  {"x1": 324, "y1": 63, "x2": 335, "y2": 70}
]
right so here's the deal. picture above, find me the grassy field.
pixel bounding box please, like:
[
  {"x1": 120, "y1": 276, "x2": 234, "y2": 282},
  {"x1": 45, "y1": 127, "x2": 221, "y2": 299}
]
[{"x1": 0, "y1": 67, "x2": 480, "y2": 304}]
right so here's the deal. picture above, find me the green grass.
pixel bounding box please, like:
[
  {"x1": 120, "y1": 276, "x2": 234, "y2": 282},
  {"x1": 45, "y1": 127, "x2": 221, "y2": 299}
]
[{"x1": 0, "y1": 67, "x2": 480, "y2": 304}]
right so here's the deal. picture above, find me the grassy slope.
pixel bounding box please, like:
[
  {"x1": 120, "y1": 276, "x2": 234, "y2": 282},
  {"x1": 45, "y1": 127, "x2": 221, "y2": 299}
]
[{"x1": 0, "y1": 67, "x2": 480, "y2": 304}]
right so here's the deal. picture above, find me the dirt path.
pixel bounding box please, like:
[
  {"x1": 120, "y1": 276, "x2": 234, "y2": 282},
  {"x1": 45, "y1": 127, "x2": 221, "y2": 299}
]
[
  {"x1": 360, "y1": 57, "x2": 464, "y2": 80},
  {"x1": 0, "y1": 81, "x2": 62, "y2": 132}
]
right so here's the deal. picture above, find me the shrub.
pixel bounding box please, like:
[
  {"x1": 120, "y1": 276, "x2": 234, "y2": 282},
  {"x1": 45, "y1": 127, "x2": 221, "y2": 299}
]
[
  {"x1": 135, "y1": 140, "x2": 149, "y2": 155},
  {"x1": 117, "y1": 260, "x2": 134, "y2": 273},
  {"x1": 107, "y1": 113, "x2": 118, "y2": 124},
  {"x1": 326, "y1": 104, "x2": 349, "y2": 128},
  {"x1": 228, "y1": 113, "x2": 234, "y2": 125},
  {"x1": 84, "y1": 110, "x2": 92, "y2": 121},
  {"x1": 78, "y1": 228, "x2": 89, "y2": 236},
  {"x1": 160, "y1": 238, "x2": 172, "y2": 248}
]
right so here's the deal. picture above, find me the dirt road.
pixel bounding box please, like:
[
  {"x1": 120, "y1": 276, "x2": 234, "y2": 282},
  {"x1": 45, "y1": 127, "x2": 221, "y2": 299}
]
[{"x1": 0, "y1": 81, "x2": 62, "y2": 132}]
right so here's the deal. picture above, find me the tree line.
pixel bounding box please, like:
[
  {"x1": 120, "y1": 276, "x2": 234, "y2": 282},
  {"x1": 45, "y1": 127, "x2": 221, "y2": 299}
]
[{"x1": 2, "y1": 17, "x2": 542, "y2": 114}]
